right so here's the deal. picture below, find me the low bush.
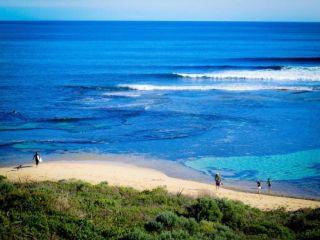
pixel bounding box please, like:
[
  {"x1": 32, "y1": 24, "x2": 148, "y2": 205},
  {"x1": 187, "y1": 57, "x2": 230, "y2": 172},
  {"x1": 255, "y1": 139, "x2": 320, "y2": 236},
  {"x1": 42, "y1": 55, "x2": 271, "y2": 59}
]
[
  {"x1": 121, "y1": 228, "x2": 153, "y2": 240},
  {"x1": 187, "y1": 198, "x2": 222, "y2": 222},
  {"x1": 145, "y1": 219, "x2": 163, "y2": 232},
  {"x1": 155, "y1": 211, "x2": 178, "y2": 228},
  {"x1": 0, "y1": 175, "x2": 318, "y2": 240}
]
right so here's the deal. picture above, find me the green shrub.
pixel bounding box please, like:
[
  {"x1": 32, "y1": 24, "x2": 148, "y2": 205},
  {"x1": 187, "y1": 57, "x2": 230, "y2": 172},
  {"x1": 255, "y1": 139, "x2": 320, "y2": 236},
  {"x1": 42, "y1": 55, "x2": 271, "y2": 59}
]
[
  {"x1": 49, "y1": 216, "x2": 103, "y2": 240},
  {"x1": 121, "y1": 228, "x2": 153, "y2": 240},
  {"x1": 158, "y1": 231, "x2": 172, "y2": 240},
  {"x1": 307, "y1": 208, "x2": 320, "y2": 221},
  {"x1": 287, "y1": 208, "x2": 320, "y2": 240},
  {"x1": 95, "y1": 198, "x2": 116, "y2": 207},
  {"x1": 0, "y1": 175, "x2": 6, "y2": 181},
  {"x1": 216, "y1": 198, "x2": 250, "y2": 230},
  {"x1": 213, "y1": 224, "x2": 242, "y2": 240},
  {"x1": 199, "y1": 220, "x2": 216, "y2": 235},
  {"x1": 288, "y1": 210, "x2": 308, "y2": 232},
  {"x1": 145, "y1": 220, "x2": 163, "y2": 232},
  {"x1": 168, "y1": 229, "x2": 191, "y2": 239},
  {"x1": 177, "y1": 217, "x2": 199, "y2": 234},
  {"x1": 158, "y1": 230, "x2": 191, "y2": 240},
  {"x1": 244, "y1": 223, "x2": 268, "y2": 235},
  {"x1": 297, "y1": 228, "x2": 320, "y2": 240},
  {"x1": 262, "y1": 220, "x2": 294, "y2": 239},
  {"x1": 99, "y1": 181, "x2": 109, "y2": 185},
  {"x1": 138, "y1": 188, "x2": 170, "y2": 206},
  {"x1": 0, "y1": 211, "x2": 9, "y2": 226},
  {"x1": 187, "y1": 198, "x2": 222, "y2": 222},
  {"x1": 288, "y1": 208, "x2": 320, "y2": 233},
  {"x1": 244, "y1": 220, "x2": 294, "y2": 240},
  {"x1": 0, "y1": 180, "x2": 15, "y2": 194},
  {"x1": 155, "y1": 211, "x2": 178, "y2": 228},
  {"x1": 0, "y1": 179, "x2": 318, "y2": 240}
]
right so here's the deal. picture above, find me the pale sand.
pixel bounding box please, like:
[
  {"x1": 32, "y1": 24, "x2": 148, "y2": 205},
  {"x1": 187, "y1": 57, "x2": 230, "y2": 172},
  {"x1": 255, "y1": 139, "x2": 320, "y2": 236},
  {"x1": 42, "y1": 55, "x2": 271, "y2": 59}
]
[{"x1": 1, "y1": 161, "x2": 319, "y2": 211}]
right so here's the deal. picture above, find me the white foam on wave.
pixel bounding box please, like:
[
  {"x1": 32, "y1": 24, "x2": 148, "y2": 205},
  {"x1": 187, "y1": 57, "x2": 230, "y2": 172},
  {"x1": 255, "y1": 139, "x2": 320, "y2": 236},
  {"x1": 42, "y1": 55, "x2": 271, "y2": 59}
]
[
  {"x1": 175, "y1": 66, "x2": 320, "y2": 81},
  {"x1": 103, "y1": 92, "x2": 141, "y2": 98},
  {"x1": 118, "y1": 84, "x2": 315, "y2": 92}
]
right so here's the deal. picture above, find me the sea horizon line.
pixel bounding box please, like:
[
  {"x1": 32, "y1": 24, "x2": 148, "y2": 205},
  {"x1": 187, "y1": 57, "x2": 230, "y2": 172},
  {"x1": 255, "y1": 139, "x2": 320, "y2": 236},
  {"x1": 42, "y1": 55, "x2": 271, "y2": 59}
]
[{"x1": 0, "y1": 20, "x2": 320, "y2": 23}]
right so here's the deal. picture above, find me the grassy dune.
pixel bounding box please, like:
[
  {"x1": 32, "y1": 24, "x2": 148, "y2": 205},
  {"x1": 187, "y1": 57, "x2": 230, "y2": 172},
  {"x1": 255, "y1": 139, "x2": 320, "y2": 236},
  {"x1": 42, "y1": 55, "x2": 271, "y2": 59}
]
[{"x1": 0, "y1": 175, "x2": 319, "y2": 240}]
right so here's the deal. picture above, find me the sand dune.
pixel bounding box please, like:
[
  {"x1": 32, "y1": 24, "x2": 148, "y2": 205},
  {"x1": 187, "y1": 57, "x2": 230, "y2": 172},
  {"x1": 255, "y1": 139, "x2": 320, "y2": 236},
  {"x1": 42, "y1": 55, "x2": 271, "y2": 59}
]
[{"x1": 1, "y1": 161, "x2": 319, "y2": 211}]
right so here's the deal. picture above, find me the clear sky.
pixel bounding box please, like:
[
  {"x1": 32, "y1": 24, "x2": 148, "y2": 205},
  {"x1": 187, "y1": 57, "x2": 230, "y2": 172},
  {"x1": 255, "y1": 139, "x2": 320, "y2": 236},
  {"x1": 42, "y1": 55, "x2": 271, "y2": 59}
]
[{"x1": 0, "y1": 0, "x2": 319, "y2": 21}]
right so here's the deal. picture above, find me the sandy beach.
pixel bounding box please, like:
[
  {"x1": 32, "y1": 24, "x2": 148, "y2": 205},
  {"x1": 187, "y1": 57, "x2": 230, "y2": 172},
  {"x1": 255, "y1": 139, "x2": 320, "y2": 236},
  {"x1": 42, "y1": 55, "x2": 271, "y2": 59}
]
[{"x1": 0, "y1": 161, "x2": 319, "y2": 211}]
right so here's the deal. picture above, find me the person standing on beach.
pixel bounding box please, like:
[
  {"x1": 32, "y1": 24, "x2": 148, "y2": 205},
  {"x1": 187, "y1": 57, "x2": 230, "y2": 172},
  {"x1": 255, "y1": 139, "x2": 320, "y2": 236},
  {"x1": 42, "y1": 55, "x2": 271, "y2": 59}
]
[
  {"x1": 215, "y1": 173, "x2": 222, "y2": 191},
  {"x1": 33, "y1": 152, "x2": 40, "y2": 167},
  {"x1": 256, "y1": 180, "x2": 262, "y2": 194},
  {"x1": 267, "y1": 178, "x2": 272, "y2": 193}
]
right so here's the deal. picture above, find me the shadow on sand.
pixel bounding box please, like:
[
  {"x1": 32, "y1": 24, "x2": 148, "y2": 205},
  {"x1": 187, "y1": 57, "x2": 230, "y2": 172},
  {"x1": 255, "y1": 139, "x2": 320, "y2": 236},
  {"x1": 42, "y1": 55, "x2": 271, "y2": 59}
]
[{"x1": 11, "y1": 165, "x2": 33, "y2": 171}]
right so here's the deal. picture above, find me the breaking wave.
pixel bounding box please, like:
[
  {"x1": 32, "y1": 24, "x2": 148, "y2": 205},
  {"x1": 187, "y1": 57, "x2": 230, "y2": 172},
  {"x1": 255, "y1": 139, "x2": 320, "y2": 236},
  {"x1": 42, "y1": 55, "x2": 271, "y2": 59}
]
[
  {"x1": 118, "y1": 84, "x2": 316, "y2": 92},
  {"x1": 175, "y1": 66, "x2": 320, "y2": 81}
]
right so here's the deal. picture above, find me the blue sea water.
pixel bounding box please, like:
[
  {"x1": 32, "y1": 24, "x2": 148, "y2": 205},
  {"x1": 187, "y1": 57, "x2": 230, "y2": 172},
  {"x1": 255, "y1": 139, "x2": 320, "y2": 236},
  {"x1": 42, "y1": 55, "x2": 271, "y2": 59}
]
[{"x1": 0, "y1": 21, "x2": 320, "y2": 196}]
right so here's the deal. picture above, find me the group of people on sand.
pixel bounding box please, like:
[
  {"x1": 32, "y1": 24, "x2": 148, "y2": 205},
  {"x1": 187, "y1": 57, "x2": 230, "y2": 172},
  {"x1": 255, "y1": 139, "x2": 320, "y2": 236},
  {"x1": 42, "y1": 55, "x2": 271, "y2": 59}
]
[
  {"x1": 257, "y1": 178, "x2": 272, "y2": 193},
  {"x1": 215, "y1": 172, "x2": 272, "y2": 194}
]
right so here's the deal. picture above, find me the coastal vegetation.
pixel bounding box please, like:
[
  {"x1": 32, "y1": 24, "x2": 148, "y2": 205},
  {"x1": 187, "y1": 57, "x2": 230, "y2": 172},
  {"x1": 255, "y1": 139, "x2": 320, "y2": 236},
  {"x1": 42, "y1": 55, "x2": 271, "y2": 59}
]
[{"x1": 0, "y1": 175, "x2": 319, "y2": 240}]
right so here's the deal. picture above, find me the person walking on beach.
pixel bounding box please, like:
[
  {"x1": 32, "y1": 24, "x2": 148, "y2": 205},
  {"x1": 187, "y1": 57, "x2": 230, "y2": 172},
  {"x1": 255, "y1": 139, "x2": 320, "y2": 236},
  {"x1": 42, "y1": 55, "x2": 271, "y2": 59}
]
[
  {"x1": 256, "y1": 180, "x2": 262, "y2": 194},
  {"x1": 215, "y1": 173, "x2": 222, "y2": 191},
  {"x1": 33, "y1": 152, "x2": 41, "y2": 167},
  {"x1": 267, "y1": 178, "x2": 272, "y2": 193}
]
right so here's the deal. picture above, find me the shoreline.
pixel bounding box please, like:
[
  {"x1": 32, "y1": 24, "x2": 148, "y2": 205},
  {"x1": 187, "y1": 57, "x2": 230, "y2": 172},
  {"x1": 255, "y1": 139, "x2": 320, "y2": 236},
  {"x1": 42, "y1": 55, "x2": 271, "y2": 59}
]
[
  {"x1": 1, "y1": 160, "x2": 319, "y2": 211},
  {"x1": 1, "y1": 152, "x2": 319, "y2": 201}
]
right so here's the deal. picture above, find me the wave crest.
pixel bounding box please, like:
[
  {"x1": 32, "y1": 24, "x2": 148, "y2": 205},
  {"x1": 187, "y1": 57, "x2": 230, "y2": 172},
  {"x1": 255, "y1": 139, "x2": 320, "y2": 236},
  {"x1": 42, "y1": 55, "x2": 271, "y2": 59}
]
[
  {"x1": 175, "y1": 66, "x2": 320, "y2": 81},
  {"x1": 118, "y1": 84, "x2": 315, "y2": 92}
]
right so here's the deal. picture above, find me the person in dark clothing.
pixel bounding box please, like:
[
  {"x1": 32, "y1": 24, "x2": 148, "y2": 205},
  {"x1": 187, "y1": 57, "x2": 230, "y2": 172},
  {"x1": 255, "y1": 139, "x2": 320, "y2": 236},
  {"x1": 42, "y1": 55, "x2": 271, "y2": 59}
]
[
  {"x1": 267, "y1": 178, "x2": 272, "y2": 193},
  {"x1": 33, "y1": 152, "x2": 40, "y2": 167},
  {"x1": 215, "y1": 173, "x2": 222, "y2": 191}
]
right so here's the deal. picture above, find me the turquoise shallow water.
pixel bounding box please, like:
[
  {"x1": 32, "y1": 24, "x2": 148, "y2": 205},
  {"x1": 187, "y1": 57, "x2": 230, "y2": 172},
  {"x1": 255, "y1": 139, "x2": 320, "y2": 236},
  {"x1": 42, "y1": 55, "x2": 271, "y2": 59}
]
[{"x1": 185, "y1": 149, "x2": 320, "y2": 181}]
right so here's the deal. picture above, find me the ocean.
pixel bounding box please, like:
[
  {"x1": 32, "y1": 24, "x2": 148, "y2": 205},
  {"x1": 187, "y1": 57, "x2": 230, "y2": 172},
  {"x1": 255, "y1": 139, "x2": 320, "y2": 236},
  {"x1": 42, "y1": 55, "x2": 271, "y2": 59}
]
[{"x1": 0, "y1": 21, "x2": 320, "y2": 198}]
